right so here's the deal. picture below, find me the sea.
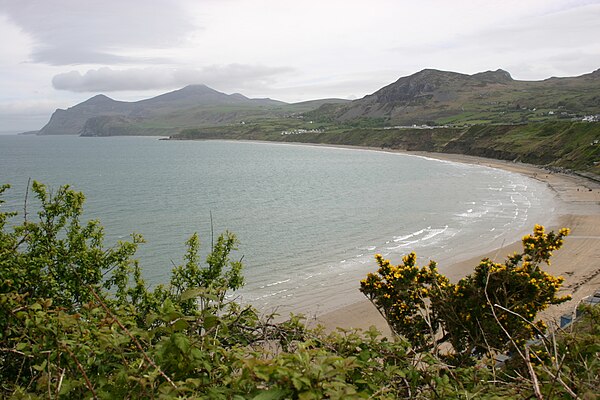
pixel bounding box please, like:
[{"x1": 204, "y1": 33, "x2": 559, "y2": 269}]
[{"x1": 0, "y1": 135, "x2": 557, "y2": 315}]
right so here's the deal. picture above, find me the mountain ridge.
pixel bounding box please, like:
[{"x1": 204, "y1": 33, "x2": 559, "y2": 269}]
[
  {"x1": 307, "y1": 67, "x2": 600, "y2": 125},
  {"x1": 34, "y1": 67, "x2": 600, "y2": 136},
  {"x1": 37, "y1": 84, "x2": 290, "y2": 135}
]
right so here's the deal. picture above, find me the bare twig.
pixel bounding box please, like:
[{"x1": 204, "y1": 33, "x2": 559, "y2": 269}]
[
  {"x1": 538, "y1": 362, "x2": 580, "y2": 399},
  {"x1": 550, "y1": 331, "x2": 559, "y2": 370},
  {"x1": 365, "y1": 297, "x2": 397, "y2": 340},
  {"x1": 417, "y1": 291, "x2": 439, "y2": 354},
  {"x1": 16, "y1": 354, "x2": 26, "y2": 389},
  {"x1": 476, "y1": 318, "x2": 494, "y2": 357},
  {"x1": 403, "y1": 377, "x2": 411, "y2": 398},
  {"x1": 492, "y1": 304, "x2": 549, "y2": 342},
  {"x1": 483, "y1": 271, "x2": 542, "y2": 397},
  {"x1": 23, "y1": 177, "x2": 31, "y2": 223},
  {"x1": 62, "y1": 344, "x2": 98, "y2": 399},
  {"x1": 0, "y1": 348, "x2": 34, "y2": 358},
  {"x1": 46, "y1": 352, "x2": 51, "y2": 399},
  {"x1": 56, "y1": 368, "x2": 65, "y2": 398},
  {"x1": 492, "y1": 239, "x2": 506, "y2": 262},
  {"x1": 210, "y1": 210, "x2": 214, "y2": 251},
  {"x1": 524, "y1": 347, "x2": 544, "y2": 400},
  {"x1": 483, "y1": 273, "x2": 525, "y2": 360},
  {"x1": 484, "y1": 273, "x2": 578, "y2": 399}
]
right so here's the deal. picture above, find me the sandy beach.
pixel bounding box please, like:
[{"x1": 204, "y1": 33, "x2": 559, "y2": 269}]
[{"x1": 314, "y1": 150, "x2": 600, "y2": 335}]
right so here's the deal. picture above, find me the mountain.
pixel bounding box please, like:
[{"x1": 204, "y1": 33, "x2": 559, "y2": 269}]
[
  {"x1": 307, "y1": 68, "x2": 600, "y2": 125},
  {"x1": 369, "y1": 68, "x2": 513, "y2": 104},
  {"x1": 131, "y1": 84, "x2": 285, "y2": 115},
  {"x1": 37, "y1": 85, "x2": 289, "y2": 136},
  {"x1": 37, "y1": 95, "x2": 133, "y2": 135},
  {"x1": 35, "y1": 68, "x2": 600, "y2": 136}
]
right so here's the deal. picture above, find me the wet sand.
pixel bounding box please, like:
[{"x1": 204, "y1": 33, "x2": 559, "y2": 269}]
[{"x1": 314, "y1": 150, "x2": 600, "y2": 334}]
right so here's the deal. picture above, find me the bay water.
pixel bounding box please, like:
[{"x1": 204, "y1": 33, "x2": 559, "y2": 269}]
[{"x1": 0, "y1": 135, "x2": 556, "y2": 315}]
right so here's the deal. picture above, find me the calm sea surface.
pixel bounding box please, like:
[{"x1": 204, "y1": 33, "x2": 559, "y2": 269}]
[{"x1": 0, "y1": 135, "x2": 556, "y2": 314}]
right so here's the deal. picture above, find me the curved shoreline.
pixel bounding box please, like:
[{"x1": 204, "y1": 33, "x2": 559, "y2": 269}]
[
  {"x1": 174, "y1": 139, "x2": 600, "y2": 331},
  {"x1": 310, "y1": 148, "x2": 600, "y2": 334}
]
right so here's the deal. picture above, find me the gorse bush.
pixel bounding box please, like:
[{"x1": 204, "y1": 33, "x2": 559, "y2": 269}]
[
  {"x1": 360, "y1": 253, "x2": 448, "y2": 351},
  {"x1": 361, "y1": 225, "x2": 571, "y2": 362},
  {"x1": 0, "y1": 182, "x2": 597, "y2": 399}
]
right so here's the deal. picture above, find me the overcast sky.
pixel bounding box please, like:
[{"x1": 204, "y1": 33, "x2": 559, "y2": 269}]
[{"x1": 1, "y1": 0, "x2": 599, "y2": 132}]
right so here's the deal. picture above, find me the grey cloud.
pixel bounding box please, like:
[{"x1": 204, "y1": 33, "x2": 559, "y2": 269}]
[
  {"x1": 0, "y1": 0, "x2": 196, "y2": 65},
  {"x1": 31, "y1": 48, "x2": 152, "y2": 66},
  {"x1": 52, "y1": 65, "x2": 294, "y2": 92}
]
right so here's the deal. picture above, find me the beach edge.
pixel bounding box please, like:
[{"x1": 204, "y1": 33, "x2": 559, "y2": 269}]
[{"x1": 309, "y1": 148, "x2": 600, "y2": 335}]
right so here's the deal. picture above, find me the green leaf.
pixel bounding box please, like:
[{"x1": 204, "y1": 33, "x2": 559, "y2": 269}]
[
  {"x1": 165, "y1": 311, "x2": 183, "y2": 323},
  {"x1": 33, "y1": 360, "x2": 47, "y2": 372},
  {"x1": 252, "y1": 388, "x2": 288, "y2": 400},
  {"x1": 180, "y1": 287, "x2": 206, "y2": 301},
  {"x1": 58, "y1": 377, "x2": 74, "y2": 395},
  {"x1": 203, "y1": 314, "x2": 220, "y2": 331},
  {"x1": 171, "y1": 318, "x2": 189, "y2": 331},
  {"x1": 172, "y1": 333, "x2": 190, "y2": 354}
]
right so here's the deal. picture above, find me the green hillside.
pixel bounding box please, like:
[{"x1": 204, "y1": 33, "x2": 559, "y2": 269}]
[
  {"x1": 170, "y1": 68, "x2": 600, "y2": 176},
  {"x1": 306, "y1": 68, "x2": 600, "y2": 126},
  {"x1": 173, "y1": 121, "x2": 600, "y2": 175}
]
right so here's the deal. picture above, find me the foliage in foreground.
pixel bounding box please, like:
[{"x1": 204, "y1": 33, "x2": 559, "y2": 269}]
[
  {"x1": 0, "y1": 182, "x2": 598, "y2": 399},
  {"x1": 361, "y1": 225, "x2": 571, "y2": 361}
]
